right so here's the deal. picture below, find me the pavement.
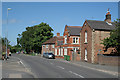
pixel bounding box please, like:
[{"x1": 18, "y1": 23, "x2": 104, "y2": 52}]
[
  {"x1": 55, "y1": 58, "x2": 119, "y2": 76},
  {"x1": 2, "y1": 55, "x2": 35, "y2": 78}
]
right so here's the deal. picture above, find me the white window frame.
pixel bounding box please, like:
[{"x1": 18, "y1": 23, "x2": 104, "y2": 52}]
[
  {"x1": 64, "y1": 35, "x2": 67, "y2": 44},
  {"x1": 52, "y1": 45, "x2": 55, "y2": 48},
  {"x1": 43, "y1": 45, "x2": 45, "y2": 48},
  {"x1": 73, "y1": 37, "x2": 79, "y2": 44},
  {"x1": 59, "y1": 48, "x2": 60, "y2": 55},
  {"x1": 85, "y1": 48, "x2": 87, "y2": 61},
  {"x1": 73, "y1": 48, "x2": 79, "y2": 52},
  {"x1": 55, "y1": 49, "x2": 57, "y2": 55},
  {"x1": 61, "y1": 48, "x2": 63, "y2": 56},
  {"x1": 85, "y1": 31, "x2": 87, "y2": 43},
  {"x1": 64, "y1": 48, "x2": 67, "y2": 55},
  {"x1": 46, "y1": 45, "x2": 48, "y2": 48}
]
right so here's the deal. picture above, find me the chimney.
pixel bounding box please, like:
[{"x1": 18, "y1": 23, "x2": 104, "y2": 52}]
[
  {"x1": 57, "y1": 33, "x2": 60, "y2": 37},
  {"x1": 104, "y1": 8, "x2": 111, "y2": 23}
]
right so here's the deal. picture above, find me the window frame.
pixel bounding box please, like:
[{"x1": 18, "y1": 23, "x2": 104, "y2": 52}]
[
  {"x1": 64, "y1": 35, "x2": 67, "y2": 44},
  {"x1": 46, "y1": 45, "x2": 48, "y2": 48},
  {"x1": 73, "y1": 37, "x2": 79, "y2": 44},
  {"x1": 85, "y1": 30, "x2": 88, "y2": 43}
]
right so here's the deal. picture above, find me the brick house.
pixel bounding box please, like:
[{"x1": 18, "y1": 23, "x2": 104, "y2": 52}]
[
  {"x1": 41, "y1": 33, "x2": 63, "y2": 56},
  {"x1": 80, "y1": 10, "x2": 116, "y2": 63},
  {"x1": 57, "y1": 25, "x2": 82, "y2": 61}
]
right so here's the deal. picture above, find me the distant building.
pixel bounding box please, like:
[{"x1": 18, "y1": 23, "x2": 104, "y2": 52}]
[
  {"x1": 41, "y1": 33, "x2": 63, "y2": 56},
  {"x1": 80, "y1": 9, "x2": 116, "y2": 63}
]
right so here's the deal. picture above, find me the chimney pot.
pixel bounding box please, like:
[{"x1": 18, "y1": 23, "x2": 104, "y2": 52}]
[
  {"x1": 57, "y1": 33, "x2": 60, "y2": 37},
  {"x1": 104, "y1": 8, "x2": 111, "y2": 23}
]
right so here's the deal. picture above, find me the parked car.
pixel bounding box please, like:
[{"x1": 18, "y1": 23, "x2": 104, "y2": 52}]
[
  {"x1": 43, "y1": 53, "x2": 55, "y2": 59},
  {"x1": 43, "y1": 53, "x2": 47, "y2": 58}
]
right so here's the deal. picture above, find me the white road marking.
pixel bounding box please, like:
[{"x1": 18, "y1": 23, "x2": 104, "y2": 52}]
[
  {"x1": 57, "y1": 66, "x2": 65, "y2": 69},
  {"x1": 69, "y1": 71, "x2": 84, "y2": 78},
  {"x1": 50, "y1": 63, "x2": 53, "y2": 65}
]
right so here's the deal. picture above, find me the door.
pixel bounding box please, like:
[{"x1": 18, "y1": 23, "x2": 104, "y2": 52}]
[{"x1": 85, "y1": 48, "x2": 87, "y2": 61}]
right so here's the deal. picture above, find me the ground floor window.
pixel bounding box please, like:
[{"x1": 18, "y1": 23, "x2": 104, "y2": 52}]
[
  {"x1": 64, "y1": 48, "x2": 67, "y2": 55},
  {"x1": 55, "y1": 49, "x2": 57, "y2": 55},
  {"x1": 84, "y1": 48, "x2": 87, "y2": 61},
  {"x1": 73, "y1": 48, "x2": 79, "y2": 52}
]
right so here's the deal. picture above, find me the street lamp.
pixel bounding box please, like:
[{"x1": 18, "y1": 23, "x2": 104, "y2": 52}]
[{"x1": 6, "y1": 8, "x2": 11, "y2": 60}]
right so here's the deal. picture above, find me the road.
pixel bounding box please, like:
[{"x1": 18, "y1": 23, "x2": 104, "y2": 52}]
[{"x1": 13, "y1": 54, "x2": 118, "y2": 78}]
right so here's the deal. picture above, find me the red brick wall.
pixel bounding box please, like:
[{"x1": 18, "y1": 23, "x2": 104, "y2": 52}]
[
  {"x1": 94, "y1": 30, "x2": 111, "y2": 63},
  {"x1": 81, "y1": 21, "x2": 92, "y2": 63},
  {"x1": 41, "y1": 44, "x2": 55, "y2": 55},
  {"x1": 97, "y1": 54, "x2": 119, "y2": 66}
]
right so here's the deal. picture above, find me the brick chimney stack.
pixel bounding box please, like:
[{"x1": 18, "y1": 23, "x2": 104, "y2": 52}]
[
  {"x1": 57, "y1": 33, "x2": 60, "y2": 37},
  {"x1": 104, "y1": 8, "x2": 111, "y2": 23}
]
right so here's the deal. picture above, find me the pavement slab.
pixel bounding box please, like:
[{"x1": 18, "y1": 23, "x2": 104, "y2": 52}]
[{"x1": 2, "y1": 55, "x2": 35, "y2": 78}]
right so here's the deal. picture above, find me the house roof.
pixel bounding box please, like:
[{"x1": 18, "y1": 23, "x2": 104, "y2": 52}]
[
  {"x1": 67, "y1": 26, "x2": 82, "y2": 36},
  {"x1": 42, "y1": 36, "x2": 63, "y2": 45},
  {"x1": 86, "y1": 20, "x2": 116, "y2": 31}
]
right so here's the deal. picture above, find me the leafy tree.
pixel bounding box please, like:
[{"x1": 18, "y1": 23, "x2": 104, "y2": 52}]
[
  {"x1": 19, "y1": 22, "x2": 53, "y2": 54},
  {"x1": 102, "y1": 19, "x2": 120, "y2": 55},
  {"x1": 0, "y1": 37, "x2": 11, "y2": 52}
]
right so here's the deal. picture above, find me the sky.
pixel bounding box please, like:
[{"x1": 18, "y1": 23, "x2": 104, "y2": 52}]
[{"x1": 2, "y1": 2, "x2": 118, "y2": 46}]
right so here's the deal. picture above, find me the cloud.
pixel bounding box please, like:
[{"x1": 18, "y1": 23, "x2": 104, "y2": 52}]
[
  {"x1": 2, "y1": 19, "x2": 17, "y2": 24},
  {"x1": 9, "y1": 19, "x2": 17, "y2": 23},
  {"x1": 31, "y1": 21, "x2": 37, "y2": 24}
]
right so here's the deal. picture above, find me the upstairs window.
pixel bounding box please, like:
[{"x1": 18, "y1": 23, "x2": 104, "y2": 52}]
[
  {"x1": 43, "y1": 45, "x2": 45, "y2": 48},
  {"x1": 46, "y1": 45, "x2": 48, "y2": 48},
  {"x1": 73, "y1": 37, "x2": 79, "y2": 44},
  {"x1": 52, "y1": 45, "x2": 55, "y2": 48},
  {"x1": 85, "y1": 31, "x2": 87, "y2": 43},
  {"x1": 65, "y1": 35, "x2": 67, "y2": 44}
]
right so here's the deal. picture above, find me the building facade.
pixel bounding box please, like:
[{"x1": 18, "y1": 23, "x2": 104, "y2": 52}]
[
  {"x1": 80, "y1": 10, "x2": 116, "y2": 63},
  {"x1": 41, "y1": 33, "x2": 63, "y2": 57},
  {"x1": 58, "y1": 25, "x2": 82, "y2": 61}
]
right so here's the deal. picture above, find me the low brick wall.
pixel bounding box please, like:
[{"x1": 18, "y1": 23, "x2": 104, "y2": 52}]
[{"x1": 97, "y1": 54, "x2": 119, "y2": 66}]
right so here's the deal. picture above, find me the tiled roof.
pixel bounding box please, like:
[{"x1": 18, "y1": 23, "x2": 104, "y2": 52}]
[
  {"x1": 42, "y1": 36, "x2": 63, "y2": 45},
  {"x1": 86, "y1": 20, "x2": 116, "y2": 31},
  {"x1": 67, "y1": 26, "x2": 82, "y2": 36}
]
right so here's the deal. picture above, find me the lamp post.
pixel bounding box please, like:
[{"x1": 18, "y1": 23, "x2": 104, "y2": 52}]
[{"x1": 6, "y1": 8, "x2": 11, "y2": 60}]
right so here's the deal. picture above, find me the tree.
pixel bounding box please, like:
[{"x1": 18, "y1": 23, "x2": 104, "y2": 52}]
[
  {"x1": 102, "y1": 19, "x2": 120, "y2": 55},
  {"x1": 19, "y1": 22, "x2": 53, "y2": 54},
  {"x1": 0, "y1": 37, "x2": 11, "y2": 52}
]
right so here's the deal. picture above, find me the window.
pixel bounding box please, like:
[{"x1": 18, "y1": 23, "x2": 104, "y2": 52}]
[
  {"x1": 43, "y1": 45, "x2": 45, "y2": 48},
  {"x1": 85, "y1": 48, "x2": 87, "y2": 61},
  {"x1": 85, "y1": 31, "x2": 87, "y2": 43},
  {"x1": 73, "y1": 38, "x2": 75, "y2": 43},
  {"x1": 73, "y1": 37, "x2": 79, "y2": 44},
  {"x1": 65, "y1": 35, "x2": 67, "y2": 44},
  {"x1": 59, "y1": 48, "x2": 60, "y2": 55},
  {"x1": 55, "y1": 49, "x2": 57, "y2": 55},
  {"x1": 52, "y1": 45, "x2": 55, "y2": 48},
  {"x1": 76, "y1": 38, "x2": 78, "y2": 43},
  {"x1": 61, "y1": 48, "x2": 63, "y2": 56},
  {"x1": 46, "y1": 45, "x2": 48, "y2": 48},
  {"x1": 73, "y1": 48, "x2": 79, "y2": 52},
  {"x1": 64, "y1": 48, "x2": 67, "y2": 55}
]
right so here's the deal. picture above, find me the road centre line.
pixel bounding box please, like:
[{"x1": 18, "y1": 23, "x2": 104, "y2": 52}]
[
  {"x1": 69, "y1": 71, "x2": 84, "y2": 78},
  {"x1": 56, "y1": 66, "x2": 65, "y2": 69}
]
